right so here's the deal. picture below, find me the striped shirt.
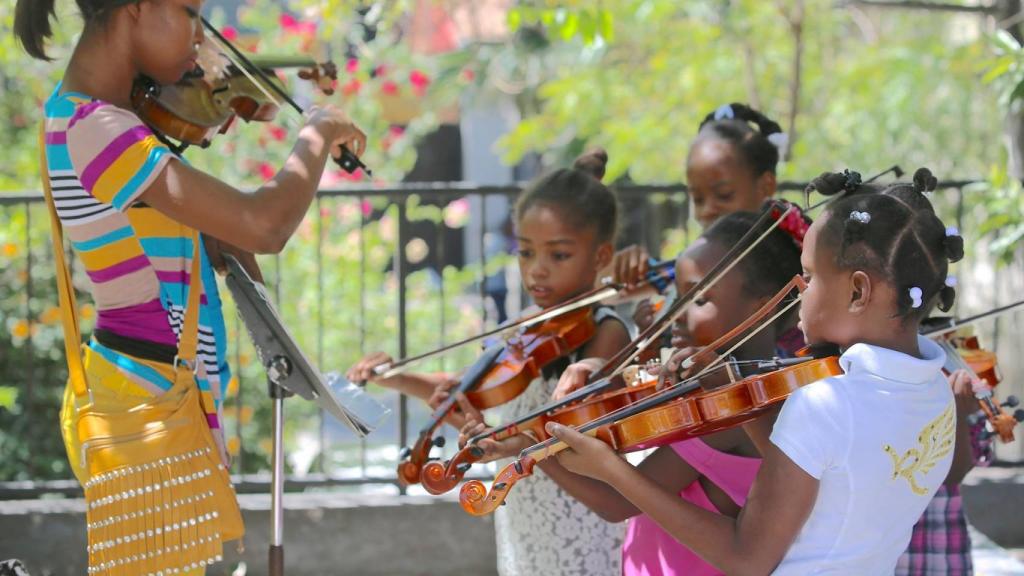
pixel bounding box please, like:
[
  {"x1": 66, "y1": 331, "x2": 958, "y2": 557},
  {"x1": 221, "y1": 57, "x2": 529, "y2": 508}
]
[{"x1": 43, "y1": 83, "x2": 231, "y2": 438}]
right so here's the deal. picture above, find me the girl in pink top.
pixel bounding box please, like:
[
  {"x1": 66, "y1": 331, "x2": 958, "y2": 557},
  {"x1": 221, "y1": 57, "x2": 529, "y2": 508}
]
[{"x1": 551, "y1": 209, "x2": 807, "y2": 576}]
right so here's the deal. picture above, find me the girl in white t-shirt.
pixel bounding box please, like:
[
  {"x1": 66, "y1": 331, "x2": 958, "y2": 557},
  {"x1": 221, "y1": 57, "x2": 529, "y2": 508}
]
[{"x1": 547, "y1": 167, "x2": 964, "y2": 575}]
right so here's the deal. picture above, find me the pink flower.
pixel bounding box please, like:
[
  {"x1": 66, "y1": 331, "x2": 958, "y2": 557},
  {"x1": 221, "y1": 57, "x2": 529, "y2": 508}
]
[
  {"x1": 258, "y1": 162, "x2": 275, "y2": 181},
  {"x1": 409, "y1": 70, "x2": 430, "y2": 95},
  {"x1": 222, "y1": 26, "x2": 239, "y2": 41},
  {"x1": 361, "y1": 200, "x2": 373, "y2": 217},
  {"x1": 342, "y1": 79, "x2": 362, "y2": 95},
  {"x1": 279, "y1": 13, "x2": 315, "y2": 37},
  {"x1": 461, "y1": 68, "x2": 476, "y2": 82},
  {"x1": 267, "y1": 125, "x2": 288, "y2": 142},
  {"x1": 381, "y1": 81, "x2": 399, "y2": 96},
  {"x1": 444, "y1": 198, "x2": 471, "y2": 228},
  {"x1": 346, "y1": 58, "x2": 359, "y2": 74},
  {"x1": 374, "y1": 65, "x2": 388, "y2": 77},
  {"x1": 279, "y1": 13, "x2": 297, "y2": 30},
  {"x1": 389, "y1": 125, "x2": 406, "y2": 137}
]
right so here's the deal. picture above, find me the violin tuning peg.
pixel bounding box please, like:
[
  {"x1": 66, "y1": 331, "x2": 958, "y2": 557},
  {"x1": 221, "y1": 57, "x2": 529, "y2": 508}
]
[
  {"x1": 469, "y1": 446, "x2": 485, "y2": 458},
  {"x1": 432, "y1": 436, "x2": 447, "y2": 448},
  {"x1": 500, "y1": 500, "x2": 507, "y2": 506},
  {"x1": 1002, "y1": 396, "x2": 1020, "y2": 408},
  {"x1": 456, "y1": 463, "x2": 473, "y2": 473},
  {"x1": 1014, "y1": 409, "x2": 1024, "y2": 423},
  {"x1": 399, "y1": 446, "x2": 411, "y2": 460},
  {"x1": 493, "y1": 482, "x2": 507, "y2": 491}
]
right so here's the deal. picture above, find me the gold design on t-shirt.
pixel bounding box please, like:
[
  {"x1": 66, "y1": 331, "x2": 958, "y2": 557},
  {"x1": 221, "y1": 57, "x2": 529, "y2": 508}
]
[{"x1": 883, "y1": 401, "x2": 955, "y2": 495}]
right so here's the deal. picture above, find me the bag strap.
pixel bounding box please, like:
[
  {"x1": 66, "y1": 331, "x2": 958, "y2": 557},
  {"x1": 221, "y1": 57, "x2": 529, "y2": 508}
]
[{"x1": 38, "y1": 123, "x2": 204, "y2": 397}]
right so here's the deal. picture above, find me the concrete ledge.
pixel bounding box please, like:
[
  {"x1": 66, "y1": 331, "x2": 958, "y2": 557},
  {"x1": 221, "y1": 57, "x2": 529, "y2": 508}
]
[
  {"x1": 962, "y1": 466, "x2": 1024, "y2": 549},
  {"x1": 0, "y1": 493, "x2": 497, "y2": 576}
]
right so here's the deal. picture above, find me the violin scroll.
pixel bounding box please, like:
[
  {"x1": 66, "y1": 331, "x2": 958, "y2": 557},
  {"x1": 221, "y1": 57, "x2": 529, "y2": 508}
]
[
  {"x1": 459, "y1": 458, "x2": 535, "y2": 516},
  {"x1": 297, "y1": 61, "x2": 338, "y2": 96}
]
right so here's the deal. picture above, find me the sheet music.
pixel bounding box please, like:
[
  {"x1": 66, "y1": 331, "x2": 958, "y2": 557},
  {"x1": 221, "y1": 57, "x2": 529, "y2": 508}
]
[{"x1": 223, "y1": 255, "x2": 390, "y2": 437}]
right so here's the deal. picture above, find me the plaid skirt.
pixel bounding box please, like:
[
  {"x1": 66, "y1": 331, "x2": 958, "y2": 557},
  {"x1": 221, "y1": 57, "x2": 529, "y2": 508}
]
[{"x1": 895, "y1": 485, "x2": 972, "y2": 576}]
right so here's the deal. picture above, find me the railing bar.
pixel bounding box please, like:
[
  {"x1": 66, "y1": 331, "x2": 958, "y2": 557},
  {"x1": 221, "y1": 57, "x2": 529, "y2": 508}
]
[
  {"x1": 359, "y1": 195, "x2": 368, "y2": 478},
  {"x1": 479, "y1": 196, "x2": 488, "y2": 323},
  {"x1": 316, "y1": 195, "x2": 326, "y2": 475}
]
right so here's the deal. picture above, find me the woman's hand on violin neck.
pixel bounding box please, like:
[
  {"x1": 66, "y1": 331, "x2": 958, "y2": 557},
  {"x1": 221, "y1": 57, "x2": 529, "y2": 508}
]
[
  {"x1": 304, "y1": 105, "x2": 367, "y2": 162},
  {"x1": 552, "y1": 358, "x2": 603, "y2": 401},
  {"x1": 547, "y1": 422, "x2": 624, "y2": 483},
  {"x1": 203, "y1": 234, "x2": 263, "y2": 283}
]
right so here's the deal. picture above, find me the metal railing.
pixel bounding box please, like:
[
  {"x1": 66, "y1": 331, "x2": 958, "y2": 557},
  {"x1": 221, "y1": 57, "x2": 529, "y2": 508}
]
[{"x1": 2, "y1": 178, "x2": 1021, "y2": 498}]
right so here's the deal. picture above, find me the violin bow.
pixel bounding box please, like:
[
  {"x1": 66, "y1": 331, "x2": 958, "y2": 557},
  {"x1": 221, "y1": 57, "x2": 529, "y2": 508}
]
[
  {"x1": 921, "y1": 299, "x2": 1024, "y2": 340},
  {"x1": 804, "y1": 165, "x2": 905, "y2": 212},
  {"x1": 199, "y1": 15, "x2": 372, "y2": 175},
  {"x1": 427, "y1": 233, "x2": 803, "y2": 496},
  {"x1": 369, "y1": 259, "x2": 676, "y2": 380},
  {"x1": 463, "y1": 203, "x2": 798, "y2": 442}
]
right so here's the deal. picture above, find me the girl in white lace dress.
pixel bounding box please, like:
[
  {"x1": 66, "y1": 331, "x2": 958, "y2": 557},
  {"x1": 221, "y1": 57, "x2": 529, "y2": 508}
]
[{"x1": 352, "y1": 150, "x2": 630, "y2": 575}]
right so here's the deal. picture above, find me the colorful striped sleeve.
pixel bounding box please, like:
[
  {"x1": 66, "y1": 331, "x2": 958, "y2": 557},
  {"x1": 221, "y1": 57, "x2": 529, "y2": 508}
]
[{"x1": 66, "y1": 102, "x2": 174, "y2": 211}]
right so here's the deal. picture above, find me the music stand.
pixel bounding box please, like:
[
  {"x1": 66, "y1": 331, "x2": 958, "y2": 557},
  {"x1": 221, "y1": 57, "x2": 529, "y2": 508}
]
[{"x1": 223, "y1": 255, "x2": 390, "y2": 576}]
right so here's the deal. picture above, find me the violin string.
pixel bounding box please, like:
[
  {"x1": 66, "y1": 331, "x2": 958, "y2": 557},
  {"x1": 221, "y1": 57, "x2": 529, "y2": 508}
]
[
  {"x1": 520, "y1": 289, "x2": 803, "y2": 464},
  {"x1": 921, "y1": 298, "x2": 1024, "y2": 339},
  {"x1": 604, "y1": 205, "x2": 795, "y2": 379},
  {"x1": 690, "y1": 294, "x2": 803, "y2": 381},
  {"x1": 202, "y1": 29, "x2": 293, "y2": 125},
  {"x1": 487, "y1": 205, "x2": 795, "y2": 444},
  {"x1": 805, "y1": 165, "x2": 906, "y2": 212},
  {"x1": 374, "y1": 284, "x2": 626, "y2": 379},
  {"x1": 381, "y1": 259, "x2": 677, "y2": 377}
]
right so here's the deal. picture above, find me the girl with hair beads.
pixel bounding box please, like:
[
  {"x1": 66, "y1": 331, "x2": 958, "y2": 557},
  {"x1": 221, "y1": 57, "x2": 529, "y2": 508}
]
[
  {"x1": 549, "y1": 168, "x2": 963, "y2": 575},
  {"x1": 619, "y1": 104, "x2": 792, "y2": 330},
  {"x1": 524, "y1": 209, "x2": 807, "y2": 576},
  {"x1": 349, "y1": 151, "x2": 632, "y2": 576},
  {"x1": 15, "y1": 0, "x2": 365, "y2": 572}
]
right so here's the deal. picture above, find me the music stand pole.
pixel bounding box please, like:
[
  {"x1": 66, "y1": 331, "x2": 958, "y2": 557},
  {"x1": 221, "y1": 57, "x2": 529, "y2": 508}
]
[{"x1": 267, "y1": 356, "x2": 294, "y2": 576}]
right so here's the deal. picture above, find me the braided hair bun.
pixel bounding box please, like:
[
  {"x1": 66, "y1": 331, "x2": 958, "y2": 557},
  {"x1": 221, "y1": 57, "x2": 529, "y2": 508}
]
[{"x1": 573, "y1": 148, "x2": 609, "y2": 182}]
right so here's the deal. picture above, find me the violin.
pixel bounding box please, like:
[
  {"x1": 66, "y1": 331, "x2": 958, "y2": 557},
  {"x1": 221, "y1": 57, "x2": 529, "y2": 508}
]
[
  {"x1": 459, "y1": 352, "x2": 841, "y2": 516},
  {"x1": 417, "y1": 203, "x2": 802, "y2": 492},
  {"x1": 420, "y1": 362, "x2": 662, "y2": 494},
  {"x1": 397, "y1": 305, "x2": 597, "y2": 486},
  {"x1": 932, "y1": 329, "x2": 1022, "y2": 443},
  {"x1": 131, "y1": 16, "x2": 369, "y2": 174}
]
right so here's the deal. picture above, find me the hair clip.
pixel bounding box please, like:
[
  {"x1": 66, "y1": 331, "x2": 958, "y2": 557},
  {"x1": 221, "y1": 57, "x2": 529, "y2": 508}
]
[
  {"x1": 945, "y1": 226, "x2": 959, "y2": 237},
  {"x1": 848, "y1": 210, "x2": 871, "y2": 224},
  {"x1": 908, "y1": 286, "x2": 923, "y2": 309},
  {"x1": 945, "y1": 276, "x2": 957, "y2": 288},
  {"x1": 842, "y1": 169, "x2": 863, "y2": 192},
  {"x1": 767, "y1": 132, "x2": 789, "y2": 156},
  {"x1": 713, "y1": 104, "x2": 735, "y2": 121}
]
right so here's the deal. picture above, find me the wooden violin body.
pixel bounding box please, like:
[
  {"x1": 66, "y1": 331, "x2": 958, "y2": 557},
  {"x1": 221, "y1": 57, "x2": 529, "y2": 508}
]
[
  {"x1": 609, "y1": 356, "x2": 841, "y2": 452},
  {"x1": 460, "y1": 355, "x2": 842, "y2": 515},
  {"x1": 398, "y1": 306, "x2": 597, "y2": 486},
  {"x1": 421, "y1": 366, "x2": 660, "y2": 494},
  {"x1": 935, "y1": 331, "x2": 1021, "y2": 443}
]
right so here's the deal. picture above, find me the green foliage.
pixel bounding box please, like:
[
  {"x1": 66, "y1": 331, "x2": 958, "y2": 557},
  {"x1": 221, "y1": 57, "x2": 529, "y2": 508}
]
[
  {"x1": 496, "y1": 0, "x2": 1002, "y2": 183},
  {"x1": 0, "y1": 0, "x2": 482, "y2": 479}
]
